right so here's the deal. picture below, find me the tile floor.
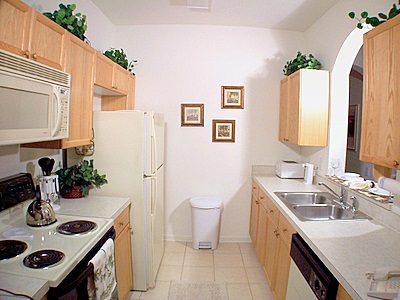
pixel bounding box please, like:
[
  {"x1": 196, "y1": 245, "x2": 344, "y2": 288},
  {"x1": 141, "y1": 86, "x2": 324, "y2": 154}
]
[{"x1": 128, "y1": 242, "x2": 274, "y2": 300}]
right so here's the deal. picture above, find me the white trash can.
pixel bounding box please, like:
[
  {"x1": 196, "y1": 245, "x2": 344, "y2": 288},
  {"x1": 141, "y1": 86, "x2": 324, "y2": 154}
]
[{"x1": 189, "y1": 197, "x2": 223, "y2": 250}]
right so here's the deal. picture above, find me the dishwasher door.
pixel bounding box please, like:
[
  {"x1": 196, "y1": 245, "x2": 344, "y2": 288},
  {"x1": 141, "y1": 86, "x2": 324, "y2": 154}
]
[{"x1": 286, "y1": 233, "x2": 338, "y2": 300}]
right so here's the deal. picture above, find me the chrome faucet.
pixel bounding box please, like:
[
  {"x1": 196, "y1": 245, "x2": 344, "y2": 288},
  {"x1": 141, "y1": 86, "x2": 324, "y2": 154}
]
[
  {"x1": 318, "y1": 182, "x2": 347, "y2": 204},
  {"x1": 350, "y1": 196, "x2": 359, "y2": 212}
]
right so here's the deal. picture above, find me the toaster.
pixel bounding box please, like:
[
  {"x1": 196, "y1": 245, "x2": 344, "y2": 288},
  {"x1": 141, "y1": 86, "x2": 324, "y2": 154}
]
[{"x1": 276, "y1": 160, "x2": 304, "y2": 179}]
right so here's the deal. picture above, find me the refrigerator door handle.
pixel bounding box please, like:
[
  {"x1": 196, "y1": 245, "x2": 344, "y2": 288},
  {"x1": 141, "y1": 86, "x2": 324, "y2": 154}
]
[
  {"x1": 144, "y1": 173, "x2": 156, "y2": 178},
  {"x1": 151, "y1": 118, "x2": 157, "y2": 175},
  {"x1": 150, "y1": 177, "x2": 156, "y2": 215}
]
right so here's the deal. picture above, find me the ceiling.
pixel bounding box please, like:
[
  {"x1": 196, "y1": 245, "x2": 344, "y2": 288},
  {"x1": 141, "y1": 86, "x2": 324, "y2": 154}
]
[{"x1": 91, "y1": 0, "x2": 340, "y2": 32}]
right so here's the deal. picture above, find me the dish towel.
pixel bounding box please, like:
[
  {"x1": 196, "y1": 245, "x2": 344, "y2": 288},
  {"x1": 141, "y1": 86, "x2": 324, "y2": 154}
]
[{"x1": 87, "y1": 238, "x2": 116, "y2": 300}]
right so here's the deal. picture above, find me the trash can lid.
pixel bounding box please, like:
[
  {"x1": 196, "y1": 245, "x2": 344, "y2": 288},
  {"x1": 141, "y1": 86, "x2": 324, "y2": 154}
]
[{"x1": 189, "y1": 197, "x2": 223, "y2": 209}]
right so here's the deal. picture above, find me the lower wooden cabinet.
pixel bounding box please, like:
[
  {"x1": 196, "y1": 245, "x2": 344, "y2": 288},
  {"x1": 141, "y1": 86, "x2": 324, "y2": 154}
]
[
  {"x1": 249, "y1": 183, "x2": 296, "y2": 300},
  {"x1": 336, "y1": 284, "x2": 352, "y2": 300},
  {"x1": 114, "y1": 207, "x2": 133, "y2": 300}
]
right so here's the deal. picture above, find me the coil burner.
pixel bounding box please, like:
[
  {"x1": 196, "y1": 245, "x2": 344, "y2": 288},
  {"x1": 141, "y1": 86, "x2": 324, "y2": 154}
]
[
  {"x1": 0, "y1": 240, "x2": 28, "y2": 261},
  {"x1": 23, "y1": 249, "x2": 65, "y2": 269},
  {"x1": 56, "y1": 220, "x2": 97, "y2": 235}
]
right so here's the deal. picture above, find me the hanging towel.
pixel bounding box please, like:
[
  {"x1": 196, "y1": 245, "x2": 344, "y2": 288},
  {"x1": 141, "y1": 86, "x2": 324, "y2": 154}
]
[{"x1": 87, "y1": 238, "x2": 116, "y2": 300}]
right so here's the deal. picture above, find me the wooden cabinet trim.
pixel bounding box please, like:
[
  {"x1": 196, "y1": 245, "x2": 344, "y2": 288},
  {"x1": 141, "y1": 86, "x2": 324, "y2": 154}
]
[{"x1": 115, "y1": 207, "x2": 130, "y2": 237}]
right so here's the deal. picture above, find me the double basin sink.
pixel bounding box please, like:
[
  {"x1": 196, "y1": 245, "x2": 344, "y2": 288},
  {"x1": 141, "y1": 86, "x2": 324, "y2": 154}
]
[{"x1": 274, "y1": 192, "x2": 371, "y2": 221}]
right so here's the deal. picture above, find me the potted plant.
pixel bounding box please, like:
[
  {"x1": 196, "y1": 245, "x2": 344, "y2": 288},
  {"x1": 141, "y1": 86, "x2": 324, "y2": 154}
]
[
  {"x1": 349, "y1": 3, "x2": 400, "y2": 29},
  {"x1": 103, "y1": 48, "x2": 137, "y2": 75},
  {"x1": 43, "y1": 3, "x2": 88, "y2": 41},
  {"x1": 56, "y1": 160, "x2": 107, "y2": 198},
  {"x1": 283, "y1": 51, "x2": 322, "y2": 76}
]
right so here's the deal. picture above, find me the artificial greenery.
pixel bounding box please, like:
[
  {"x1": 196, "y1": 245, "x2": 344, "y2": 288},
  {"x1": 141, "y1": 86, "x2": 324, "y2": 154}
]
[
  {"x1": 43, "y1": 3, "x2": 87, "y2": 41},
  {"x1": 56, "y1": 160, "x2": 107, "y2": 196},
  {"x1": 283, "y1": 51, "x2": 322, "y2": 76},
  {"x1": 103, "y1": 48, "x2": 137, "y2": 75},
  {"x1": 349, "y1": 3, "x2": 400, "y2": 29}
]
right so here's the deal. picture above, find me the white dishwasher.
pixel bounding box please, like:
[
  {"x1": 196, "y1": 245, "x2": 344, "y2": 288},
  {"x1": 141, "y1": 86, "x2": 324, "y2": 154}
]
[{"x1": 286, "y1": 234, "x2": 339, "y2": 300}]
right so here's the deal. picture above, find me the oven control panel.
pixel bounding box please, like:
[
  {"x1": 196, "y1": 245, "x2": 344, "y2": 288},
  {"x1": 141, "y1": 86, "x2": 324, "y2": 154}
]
[{"x1": 0, "y1": 173, "x2": 35, "y2": 212}]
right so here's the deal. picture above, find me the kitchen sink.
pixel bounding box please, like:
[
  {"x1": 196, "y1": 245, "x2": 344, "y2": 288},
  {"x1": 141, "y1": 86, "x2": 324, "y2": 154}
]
[{"x1": 274, "y1": 192, "x2": 371, "y2": 221}]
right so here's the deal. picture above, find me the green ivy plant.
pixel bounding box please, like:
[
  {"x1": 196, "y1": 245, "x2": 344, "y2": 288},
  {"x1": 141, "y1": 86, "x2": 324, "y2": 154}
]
[
  {"x1": 283, "y1": 51, "x2": 322, "y2": 76},
  {"x1": 349, "y1": 3, "x2": 400, "y2": 29},
  {"x1": 56, "y1": 159, "x2": 107, "y2": 196},
  {"x1": 43, "y1": 3, "x2": 87, "y2": 41},
  {"x1": 103, "y1": 48, "x2": 138, "y2": 75}
]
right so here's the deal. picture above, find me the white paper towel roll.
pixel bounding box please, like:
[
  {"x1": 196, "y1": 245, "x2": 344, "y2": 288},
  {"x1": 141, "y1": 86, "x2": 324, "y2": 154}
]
[{"x1": 378, "y1": 177, "x2": 400, "y2": 195}]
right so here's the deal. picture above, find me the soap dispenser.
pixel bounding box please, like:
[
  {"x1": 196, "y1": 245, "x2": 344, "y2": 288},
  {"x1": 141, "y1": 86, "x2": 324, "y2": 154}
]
[{"x1": 304, "y1": 163, "x2": 315, "y2": 185}]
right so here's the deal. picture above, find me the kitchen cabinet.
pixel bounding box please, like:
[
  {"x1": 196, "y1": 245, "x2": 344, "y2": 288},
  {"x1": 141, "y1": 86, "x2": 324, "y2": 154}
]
[
  {"x1": 249, "y1": 185, "x2": 296, "y2": 300},
  {"x1": 114, "y1": 206, "x2": 133, "y2": 299},
  {"x1": 360, "y1": 15, "x2": 400, "y2": 169},
  {"x1": 0, "y1": 0, "x2": 66, "y2": 70},
  {"x1": 336, "y1": 284, "x2": 352, "y2": 300},
  {"x1": 249, "y1": 180, "x2": 260, "y2": 245},
  {"x1": 279, "y1": 69, "x2": 329, "y2": 146}
]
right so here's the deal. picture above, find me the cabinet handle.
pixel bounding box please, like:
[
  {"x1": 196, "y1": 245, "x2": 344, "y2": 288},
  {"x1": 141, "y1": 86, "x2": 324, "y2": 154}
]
[
  {"x1": 119, "y1": 222, "x2": 124, "y2": 226},
  {"x1": 260, "y1": 196, "x2": 264, "y2": 200},
  {"x1": 23, "y1": 50, "x2": 30, "y2": 58},
  {"x1": 31, "y1": 53, "x2": 38, "y2": 59},
  {"x1": 282, "y1": 228, "x2": 287, "y2": 232},
  {"x1": 255, "y1": 200, "x2": 260, "y2": 204},
  {"x1": 274, "y1": 230, "x2": 279, "y2": 237},
  {"x1": 284, "y1": 138, "x2": 289, "y2": 142},
  {"x1": 252, "y1": 187, "x2": 256, "y2": 190},
  {"x1": 269, "y1": 209, "x2": 274, "y2": 213},
  {"x1": 394, "y1": 160, "x2": 399, "y2": 167}
]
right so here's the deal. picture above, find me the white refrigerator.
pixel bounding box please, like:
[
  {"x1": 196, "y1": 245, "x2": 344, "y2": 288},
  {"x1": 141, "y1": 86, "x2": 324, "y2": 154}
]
[{"x1": 88, "y1": 110, "x2": 164, "y2": 291}]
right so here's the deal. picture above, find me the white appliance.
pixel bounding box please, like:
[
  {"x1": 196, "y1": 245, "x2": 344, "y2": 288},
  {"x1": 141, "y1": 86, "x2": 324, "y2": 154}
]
[
  {"x1": 276, "y1": 160, "x2": 305, "y2": 179},
  {"x1": 0, "y1": 50, "x2": 70, "y2": 146},
  {"x1": 87, "y1": 110, "x2": 165, "y2": 291}
]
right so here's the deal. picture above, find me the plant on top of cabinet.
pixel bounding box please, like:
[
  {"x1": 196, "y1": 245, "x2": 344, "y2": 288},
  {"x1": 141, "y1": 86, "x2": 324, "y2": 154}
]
[
  {"x1": 43, "y1": 3, "x2": 87, "y2": 41},
  {"x1": 283, "y1": 51, "x2": 322, "y2": 76},
  {"x1": 103, "y1": 48, "x2": 137, "y2": 75},
  {"x1": 56, "y1": 160, "x2": 108, "y2": 198},
  {"x1": 349, "y1": 3, "x2": 400, "y2": 29}
]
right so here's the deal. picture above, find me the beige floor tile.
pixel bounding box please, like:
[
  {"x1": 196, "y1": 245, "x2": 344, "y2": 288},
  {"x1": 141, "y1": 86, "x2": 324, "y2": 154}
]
[
  {"x1": 214, "y1": 243, "x2": 241, "y2": 253},
  {"x1": 127, "y1": 291, "x2": 141, "y2": 300},
  {"x1": 242, "y1": 252, "x2": 262, "y2": 267},
  {"x1": 164, "y1": 241, "x2": 186, "y2": 252},
  {"x1": 161, "y1": 252, "x2": 185, "y2": 266},
  {"x1": 139, "y1": 281, "x2": 171, "y2": 300},
  {"x1": 246, "y1": 267, "x2": 267, "y2": 284},
  {"x1": 185, "y1": 242, "x2": 213, "y2": 253},
  {"x1": 215, "y1": 267, "x2": 248, "y2": 284},
  {"x1": 250, "y1": 283, "x2": 274, "y2": 300},
  {"x1": 214, "y1": 253, "x2": 244, "y2": 267},
  {"x1": 239, "y1": 243, "x2": 256, "y2": 254},
  {"x1": 157, "y1": 265, "x2": 182, "y2": 281},
  {"x1": 227, "y1": 283, "x2": 253, "y2": 300},
  {"x1": 184, "y1": 253, "x2": 214, "y2": 267},
  {"x1": 181, "y1": 266, "x2": 215, "y2": 281}
]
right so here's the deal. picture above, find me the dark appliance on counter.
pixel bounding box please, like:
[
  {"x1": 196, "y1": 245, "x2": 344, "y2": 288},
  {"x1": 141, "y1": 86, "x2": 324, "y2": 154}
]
[{"x1": 0, "y1": 173, "x2": 115, "y2": 299}]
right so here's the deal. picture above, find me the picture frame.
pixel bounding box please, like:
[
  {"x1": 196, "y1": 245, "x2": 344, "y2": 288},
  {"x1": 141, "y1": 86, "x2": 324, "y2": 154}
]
[
  {"x1": 181, "y1": 104, "x2": 204, "y2": 127},
  {"x1": 221, "y1": 86, "x2": 244, "y2": 109},
  {"x1": 212, "y1": 119, "x2": 236, "y2": 143},
  {"x1": 347, "y1": 104, "x2": 359, "y2": 151}
]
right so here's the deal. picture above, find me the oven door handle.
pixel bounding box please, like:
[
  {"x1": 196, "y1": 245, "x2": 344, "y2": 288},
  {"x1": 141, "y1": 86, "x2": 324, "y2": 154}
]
[{"x1": 47, "y1": 263, "x2": 94, "y2": 299}]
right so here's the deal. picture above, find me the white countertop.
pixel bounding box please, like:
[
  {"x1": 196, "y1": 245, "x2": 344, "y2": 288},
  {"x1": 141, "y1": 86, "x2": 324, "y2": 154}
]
[
  {"x1": 253, "y1": 175, "x2": 400, "y2": 300},
  {"x1": 0, "y1": 195, "x2": 130, "y2": 299}
]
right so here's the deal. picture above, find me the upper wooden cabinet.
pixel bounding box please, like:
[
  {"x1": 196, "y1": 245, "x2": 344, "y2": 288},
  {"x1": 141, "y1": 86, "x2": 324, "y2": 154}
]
[
  {"x1": 0, "y1": 0, "x2": 66, "y2": 70},
  {"x1": 360, "y1": 15, "x2": 400, "y2": 169},
  {"x1": 279, "y1": 69, "x2": 329, "y2": 146},
  {"x1": 95, "y1": 51, "x2": 131, "y2": 95}
]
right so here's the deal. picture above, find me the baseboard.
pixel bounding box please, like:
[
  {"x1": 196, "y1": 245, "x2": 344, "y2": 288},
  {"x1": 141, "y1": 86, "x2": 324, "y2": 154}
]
[{"x1": 164, "y1": 235, "x2": 251, "y2": 243}]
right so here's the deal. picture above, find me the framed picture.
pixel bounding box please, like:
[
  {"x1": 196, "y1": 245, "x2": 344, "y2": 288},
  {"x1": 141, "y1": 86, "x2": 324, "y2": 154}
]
[
  {"x1": 221, "y1": 86, "x2": 244, "y2": 109},
  {"x1": 212, "y1": 119, "x2": 236, "y2": 143},
  {"x1": 347, "y1": 104, "x2": 359, "y2": 151},
  {"x1": 181, "y1": 104, "x2": 204, "y2": 127}
]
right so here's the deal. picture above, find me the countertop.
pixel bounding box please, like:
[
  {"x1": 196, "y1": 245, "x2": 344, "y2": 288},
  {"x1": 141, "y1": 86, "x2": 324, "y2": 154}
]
[
  {"x1": 0, "y1": 196, "x2": 130, "y2": 300},
  {"x1": 253, "y1": 175, "x2": 400, "y2": 300}
]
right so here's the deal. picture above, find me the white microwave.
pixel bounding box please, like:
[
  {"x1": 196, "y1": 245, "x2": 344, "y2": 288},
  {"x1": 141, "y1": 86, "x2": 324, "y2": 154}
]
[{"x1": 0, "y1": 50, "x2": 70, "y2": 146}]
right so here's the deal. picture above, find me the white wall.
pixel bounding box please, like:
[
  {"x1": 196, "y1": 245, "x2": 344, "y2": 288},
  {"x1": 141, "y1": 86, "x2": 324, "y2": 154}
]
[{"x1": 114, "y1": 25, "x2": 305, "y2": 241}]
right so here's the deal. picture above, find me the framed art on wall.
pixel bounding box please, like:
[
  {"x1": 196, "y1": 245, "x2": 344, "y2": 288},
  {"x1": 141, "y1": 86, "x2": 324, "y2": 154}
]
[
  {"x1": 181, "y1": 104, "x2": 204, "y2": 127},
  {"x1": 212, "y1": 119, "x2": 236, "y2": 143},
  {"x1": 221, "y1": 86, "x2": 244, "y2": 109}
]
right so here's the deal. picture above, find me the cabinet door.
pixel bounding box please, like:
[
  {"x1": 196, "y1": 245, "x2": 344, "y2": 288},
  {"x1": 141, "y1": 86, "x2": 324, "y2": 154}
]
[
  {"x1": 29, "y1": 11, "x2": 66, "y2": 70},
  {"x1": 287, "y1": 71, "x2": 300, "y2": 143},
  {"x1": 95, "y1": 52, "x2": 114, "y2": 90},
  {"x1": 62, "y1": 35, "x2": 95, "y2": 148},
  {"x1": 255, "y1": 203, "x2": 268, "y2": 265},
  {"x1": 115, "y1": 225, "x2": 134, "y2": 299},
  {"x1": 249, "y1": 192, "x2": 260, "y2": 246},
  {"x1": 361, "y1": 16, "x2": 400, "y2": 169},
  {"x1": 272, "y1": 238, "x2": 291, "y2": 300},
  {"x1": 113, "y1": 65, "x2": 130, "y2": 95},
  {"x1": 126, "y1": 75, "x2": 136, "y2": 110},
  {"x1": 263, "y1": 214, "x2": 278, "y2": 287},
  {"x1": 279, "y1": 77, "x2": 289, "y2": 142},
  {"x1": 0, "y1": 0, "x2": 31, "y2": 57}
]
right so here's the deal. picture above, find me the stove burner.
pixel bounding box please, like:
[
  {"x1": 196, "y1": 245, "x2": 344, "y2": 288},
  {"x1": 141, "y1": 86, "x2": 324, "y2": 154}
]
[
  {"x1": 0, "y1": 240, "x2": 28, "y2": 261},
  {"x1": 23, "y1": 249, "x2": 65, "y2": 269},
  {"x1": 56, "y1": 220, "x2": 97, "y2": 235}
]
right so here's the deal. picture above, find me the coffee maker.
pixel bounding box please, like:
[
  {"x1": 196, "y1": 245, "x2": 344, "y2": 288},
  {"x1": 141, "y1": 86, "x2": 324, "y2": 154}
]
[{"x1": 37, "y1": 158, "x2": 60, "y2": 210}]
